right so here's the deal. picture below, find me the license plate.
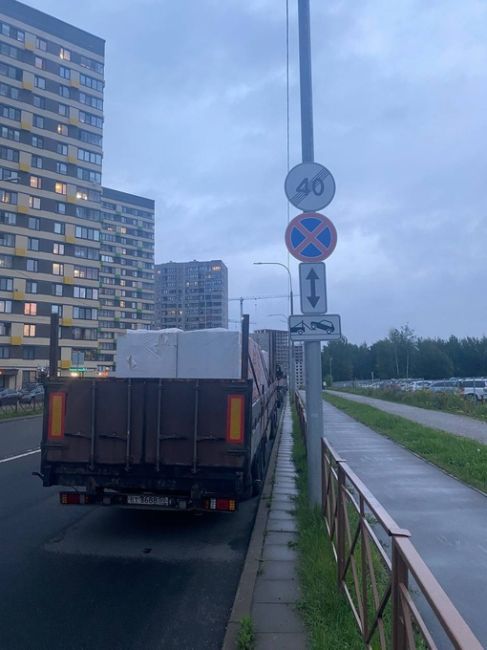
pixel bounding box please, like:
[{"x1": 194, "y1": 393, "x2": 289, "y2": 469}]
[{"x1": 126, "y1": 495, "x2": 170, "y2": 506}]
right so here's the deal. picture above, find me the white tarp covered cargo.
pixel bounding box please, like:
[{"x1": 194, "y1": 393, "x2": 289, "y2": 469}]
[
  {"x1": 177, "y1": 328, "x2": 241, "y2": 379},
  {"x1": 114, "y1": 329, "x2": 180, "y2": 378}
]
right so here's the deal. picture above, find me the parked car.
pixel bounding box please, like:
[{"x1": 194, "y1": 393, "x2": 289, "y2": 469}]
[
  {"x1": 459, "y1": 379, "x2": 487, "y2": 402},
  {"x1": 310, "y1": 319, "x2": 335, "y2": 333},
  {"x1": 0, "y1": 388, "x2": 22, "y2": 406},
  {"x1": 20, "y1": 386, "x2": 44, "y2": 405},
  {"x1": 428, "y1": 380, "x2": 459, "y2": 394}
]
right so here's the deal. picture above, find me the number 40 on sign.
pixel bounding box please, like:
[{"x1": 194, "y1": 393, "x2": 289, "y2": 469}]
[{"x1": 285, "y1": 161, "x2": 336, "y2": 212}]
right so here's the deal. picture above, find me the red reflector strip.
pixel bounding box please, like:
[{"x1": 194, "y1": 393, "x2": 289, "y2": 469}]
[
  {"x1": 226, "y1": 394, "x2": 245, "y2": 444},
  {"x1": 204, "y1": 498, "x2": 237, "y2": 512},
  {"x1": 60, "y1": 492, "x2": 94, "y2": 505},
  {"x1": 48, "y1": 392, "x2": 66, "y2": 440}
]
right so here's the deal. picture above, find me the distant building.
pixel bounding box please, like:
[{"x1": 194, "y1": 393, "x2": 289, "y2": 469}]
[
  {"x1": 294, "y1": 342, "x2": 305, "y2": 387},
  {"x1": 154, "y1": 260, "x2": 228, "y2": 330},
  {"x1": 253, "y1": 329, "x2": 289, "y2": 379},
  {"x1": 98, "y1": 188, "x2": 155, "y2": 372}
]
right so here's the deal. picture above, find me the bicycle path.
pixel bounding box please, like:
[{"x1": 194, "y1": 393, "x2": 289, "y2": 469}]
[
  {"x1": 320, "y1": 398, "x2": 487, "y2": 646},
  {"x1": 327, "y1": 390, "x2": 487, "y2": 445}
]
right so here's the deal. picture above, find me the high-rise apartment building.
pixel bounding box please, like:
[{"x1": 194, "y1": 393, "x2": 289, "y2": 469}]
[
  {"x1": 253, "y1": 329, "x2": 289, "y2": 378},
  {"x1": 98, "y1": 188, "x2": 155, "y2": 372},
  {"x1": 0, "y1": 1, "x2": 154, "y2": 388},
  {"x1": 154, "y1": 260, "x2": 228, "y2": 330}
]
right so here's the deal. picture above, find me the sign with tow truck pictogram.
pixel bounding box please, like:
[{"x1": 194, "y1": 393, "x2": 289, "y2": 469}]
[{"x1": 288, "y1": 314, "x2": 341, "y2": 341}]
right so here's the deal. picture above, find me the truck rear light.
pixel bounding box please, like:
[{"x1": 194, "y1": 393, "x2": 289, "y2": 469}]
[
  {"x1": 204, "y1": 498, "x2": 236, "y2": 512},
  {"x1": 48, "y1": 392, "x2": 66, "y2": 440},
  {"x1": 226, "y1": 394, "x2": 245, "y2": 444},
  {"x1": 60, "y1": 491, "x2": 94, "y2": 505}
]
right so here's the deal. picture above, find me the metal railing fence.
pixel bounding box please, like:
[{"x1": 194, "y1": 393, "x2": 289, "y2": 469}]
[{"x1": 294, "y1": 391, "x2": 482, "y2": 650}]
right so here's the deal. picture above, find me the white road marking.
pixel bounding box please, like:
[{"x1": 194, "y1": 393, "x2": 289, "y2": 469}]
[{"x1": 0, "y1": 448, "x2": 41, "y2": 464}]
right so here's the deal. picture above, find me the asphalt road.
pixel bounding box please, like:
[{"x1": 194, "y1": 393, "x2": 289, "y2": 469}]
[
  {"x1": 0, "y1": 416, "x2": 258, "y2": 650},
  {"x1": 328, "y1": 390, "x2": 487, "y2": 444}
]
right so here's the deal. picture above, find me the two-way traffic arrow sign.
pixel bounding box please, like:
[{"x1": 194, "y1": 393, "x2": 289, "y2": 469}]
[{"x1": 299, "y1": 263, "x2": 327, "y2": 315}]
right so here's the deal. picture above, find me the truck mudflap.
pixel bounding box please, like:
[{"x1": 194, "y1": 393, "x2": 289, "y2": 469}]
[{"x1": 59, "y1": 490, "x2": 238, "y2": 512}]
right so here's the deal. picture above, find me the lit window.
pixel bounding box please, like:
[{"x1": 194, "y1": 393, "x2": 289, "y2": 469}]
[
  {"x1": 59, "y1": 47, "x2": 71, "y2": 61},
  {"x1": 24, "y1": 302, "x2": 37, "y2": 316},
  {"x1": 52, "y1": 263, "x2": 64, "y2": 276},
  {"x1": 29, "y1": 175, "x2": 41, "y2": 189},
  {"x1": 55, "y1": 182, "x2": 66, "y2": 195},
  {"x1": 57, "y1": 124, "x2": 68, "y2": 136},
  {"x1": 53, "y1": 243, "x2": 64, "y2": 255},
  {"x1": 76, "y1": 190, "x2": 88, "y2": 200},
  {"x1": 23, "y1": 324, "x2": 36, "y2": 337}
]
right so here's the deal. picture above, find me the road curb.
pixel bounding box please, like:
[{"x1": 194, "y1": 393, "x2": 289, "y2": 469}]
[{"x1": 221, "y1": 401, "x2": 285, "y2": 650}]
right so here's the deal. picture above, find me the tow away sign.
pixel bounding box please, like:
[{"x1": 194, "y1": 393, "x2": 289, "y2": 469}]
[
  {"x1": 299, "y1": 263, "x2": 327, "y2": 315},
  {"x1": 289, "y1": 314, "x2": 341, "y2": 342}
]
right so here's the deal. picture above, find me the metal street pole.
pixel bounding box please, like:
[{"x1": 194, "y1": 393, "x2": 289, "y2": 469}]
[{"x1": 298, "y1": 0, "x2": 324, "y2": 506}]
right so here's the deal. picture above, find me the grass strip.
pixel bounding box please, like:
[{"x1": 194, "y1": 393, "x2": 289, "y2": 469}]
[
  {"x1": 291, "y1": 408, "x2": 363, "y2": 650},
  {"x1": 0, "y1": 407, "x2": 43, "y2": 421},
  {"x1": 325, "y1": 393, "x2": 487, "y2": 493},
  {"x1": 237, "y1": 615, "x2": 255, "y2": 650},
  {"x1": 334, "y1": 386, "x2": 487, "y2": 422}
]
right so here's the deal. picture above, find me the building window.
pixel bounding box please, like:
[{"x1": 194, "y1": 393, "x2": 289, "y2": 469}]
[
  {"x1": 32, "y1": 94, "x2": 45, "y2": 109},
  {"x1": 34, "y1": 56, "x2": 44, "y2": 69},
  {"x1": 23, "y1": 347, "x2": 35, "y2": 360},
  {"x1": 59, "y1": 47, "x2": 71, "y2": 61},
  {"x1": 57, "y1": 143, "x2": 68, "y2": 155},
  {"x1": 52, "y1": 263, "x2": 64, "y2": 276},
  {"x1": 28, "y1": 196, "x2": 41, "y2": 209},
  {"x1": 24, "y1": 302, "x2": 37, "y2": 316},
  {"x1": 36, "y1": 37, "x2": 47, "y2": 51},
  {"x1": 56, "y1": 162, "x2": 67, "y2": 174},
  {"x1": 0, "y1": 300, "x2": 12, "y2": 313},
  {"x1": 75, "y1": 226, "x2": 100, "y2": 241},
  {"x1": 73, "y1": 307, "x2": 97, "y2": 320},
  {"x1": 53, "y1": 284, "x2": 63, "y2": 297},
  {"x1": 26, "y1": 259, "x2": 38, "y2": 272},
  {"x1": 33, "y1": 115, "x2": 44, "y2": 128},
  {"x1": 28, "y1": 217, "x2": 40, "y2": 230},
  {"x1": 59, "y1": 65, "x2": 70, "y2": 80},
  {"x1": 0, "y1": 346, "x2": 9, "y2": 359},
  {"x1": 28, "y1": 238, "x2": 39, "y2": 251},
  {"x1": 0, "y1": 254, "x2": 13, "y2": 269},
  {"x1": 59, "y1": 85, "x2": 70, "y2": 98},
  {"x1": 0, "y1": 232, "x2": 14, "y2": 247},
  {"x1": 31, "y1": 135, "x2": 43, "y2": 148},
  {"x1": 31, "y1": 155, "x2": 42, "y2": 169},
  {"x1": 51, "y1": 304, "x2": 63, "y2": 316},
  {"x1": 56, "y1": 202, "x2": 67, "y2": 215},
  {"x1": 58, "y1": 103, "x2": 68, "y2": 116},
  {"x1": 53, "y1": 222, "x2": 65, "y2": 234},
  {"x1": 26, "y1": 280, "x2": 37, "y2": 294},
  {"x1": 57, "y1": 123, "x2": 68, "y2": 136},
  {"x1": 0, "y1": 190, "x2": 17, "y2": 204},
  {"x1": 55, "y1": 182, "x2": 66, "y2": 195},
  {"x1": 53, "y1": 243, "x2": 64, "y2": 255},
  {"x1": 29, "y1": 175, "x2": 42, "y2": 189},
  {"x1": 34, "y1": 76, "x2": 45, "y2": 89},
  {"x1": 0, "y1": 278, "x2": 13, "y2": 290},
  {"x1": 23, "y1": 324, "x2": 36, "y2": 337}
]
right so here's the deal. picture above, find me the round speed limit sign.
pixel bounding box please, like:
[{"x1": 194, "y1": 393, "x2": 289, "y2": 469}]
[{"x1": 284, "y1": 162, "x2": 335, "y2": 212}]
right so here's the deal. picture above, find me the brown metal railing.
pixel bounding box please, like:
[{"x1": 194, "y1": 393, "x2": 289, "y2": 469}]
[{"x1": 294, "y1": 391, "x2": 482, "y2": 650}]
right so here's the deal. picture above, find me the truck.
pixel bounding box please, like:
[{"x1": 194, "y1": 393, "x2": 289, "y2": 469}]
[{"x1": 38, "y1": 321, "x2": 284, "y2": 512}]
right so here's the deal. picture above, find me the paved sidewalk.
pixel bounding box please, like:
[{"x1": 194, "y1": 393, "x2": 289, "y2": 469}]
[
  {"x1": 328, "y1": 389, "x2": 487, "y2": 444},
  {"x1": 321, "y1": 398, "x2": 487, "y2": 646},
  {"x1": 250, "y1": 405, "x2": 307, "y2": 650}
]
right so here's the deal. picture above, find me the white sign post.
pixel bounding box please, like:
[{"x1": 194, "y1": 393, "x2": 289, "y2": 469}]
[{"x1": 299, "y1": 262, "x2": 327, "y2": 314}]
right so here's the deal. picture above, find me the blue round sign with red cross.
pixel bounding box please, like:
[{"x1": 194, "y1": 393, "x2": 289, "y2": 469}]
[{"x1": 285, "y1": 212, "x2": 337, "y2": 262}]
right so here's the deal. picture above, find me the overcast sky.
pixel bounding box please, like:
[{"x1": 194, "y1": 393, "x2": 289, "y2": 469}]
[{"x1": 26, "y1": 0, "x2": 487, "y2": 343}]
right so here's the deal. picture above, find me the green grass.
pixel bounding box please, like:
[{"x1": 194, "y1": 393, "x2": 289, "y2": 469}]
[
  {"x1": 325, "y1": 393, "x2": 487, "y2": 493},
  {"x1": 291, "y1": 409, "x2": 363, "y2": 649},
  {"x1": 334, "y1": 386, "x2": 487, "y2": 422},
  {"x1": 0, "y1": 406, "x2": 43, "y2": 421},
  {"x1": 237, "y1": 615, "x2": 255, "y2": 650}
]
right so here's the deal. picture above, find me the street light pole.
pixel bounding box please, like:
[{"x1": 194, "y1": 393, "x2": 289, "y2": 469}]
[
  {"x1": 253, "y1": 262, "x2": 295, "y2": 395},
  {"x1": 298, "y1": 0, "x2": 324, "y2": 506}
]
